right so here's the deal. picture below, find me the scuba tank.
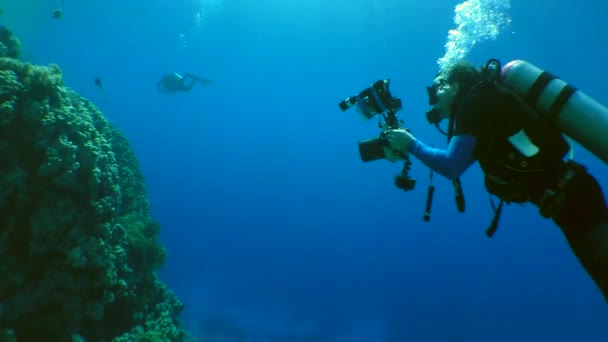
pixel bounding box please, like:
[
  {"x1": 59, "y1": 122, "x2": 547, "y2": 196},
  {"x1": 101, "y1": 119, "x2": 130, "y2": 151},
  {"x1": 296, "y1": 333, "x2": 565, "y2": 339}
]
[{"x1": 501, "y1": 60, "x2": 608, "y2": 165}]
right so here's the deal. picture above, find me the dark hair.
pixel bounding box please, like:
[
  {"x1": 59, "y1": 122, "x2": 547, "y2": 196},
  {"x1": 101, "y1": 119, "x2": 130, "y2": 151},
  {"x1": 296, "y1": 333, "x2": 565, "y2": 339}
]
[{"x1": 444, "y1": 60, "x2": 484, "y2": 91}]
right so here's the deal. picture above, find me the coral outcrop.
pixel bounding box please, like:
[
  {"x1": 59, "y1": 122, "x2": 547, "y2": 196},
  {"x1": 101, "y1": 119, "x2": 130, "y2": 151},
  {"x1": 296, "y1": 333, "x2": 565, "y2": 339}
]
[{"x1": 0, "y1": 26, "x2": 189, "y2": 341}]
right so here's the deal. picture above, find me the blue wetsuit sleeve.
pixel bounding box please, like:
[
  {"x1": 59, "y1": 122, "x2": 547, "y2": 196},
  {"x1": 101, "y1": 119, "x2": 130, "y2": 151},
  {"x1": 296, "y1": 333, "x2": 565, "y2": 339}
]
[{"x1": 407, "y1": 135, "x2": 477, "y2": 180}]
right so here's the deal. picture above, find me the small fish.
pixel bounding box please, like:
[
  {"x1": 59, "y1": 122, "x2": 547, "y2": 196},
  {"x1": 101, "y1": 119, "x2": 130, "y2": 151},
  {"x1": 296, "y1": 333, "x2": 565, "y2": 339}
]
[
  {"x1": 52, "y1": 8, "x2": 62, "y2": 19},
  {"x1": 94, "y1": 78, "x2": 103, "y2": 90}
]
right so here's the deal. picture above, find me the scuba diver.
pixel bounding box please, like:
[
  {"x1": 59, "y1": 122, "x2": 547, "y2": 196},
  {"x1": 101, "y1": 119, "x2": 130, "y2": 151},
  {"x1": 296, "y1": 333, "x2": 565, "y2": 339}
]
[
  {"x1": 156, "y1": 72, "x2": 212, "y2": 94},
  {"x1": 385, "y1": 59, "x2": 608, "y2": 302}
]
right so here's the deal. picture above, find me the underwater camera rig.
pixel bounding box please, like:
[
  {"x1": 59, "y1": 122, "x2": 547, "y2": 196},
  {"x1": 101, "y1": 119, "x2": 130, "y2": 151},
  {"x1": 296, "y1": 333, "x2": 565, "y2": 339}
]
[{"x1": 338, "y1": 79, "x2": 416, "y2": 192}]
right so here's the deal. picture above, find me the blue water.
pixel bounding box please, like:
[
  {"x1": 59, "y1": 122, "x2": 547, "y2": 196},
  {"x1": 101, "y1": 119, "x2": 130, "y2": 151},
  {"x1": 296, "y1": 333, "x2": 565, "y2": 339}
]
[{"x1": 4, "y1": 0, "x2": 608, "y2": 340}]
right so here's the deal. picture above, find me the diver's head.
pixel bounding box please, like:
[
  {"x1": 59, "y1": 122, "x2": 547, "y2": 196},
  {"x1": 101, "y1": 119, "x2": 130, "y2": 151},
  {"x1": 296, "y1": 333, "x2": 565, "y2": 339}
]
[
  {"x1": 442, "y1": 60, "x2": 484, "y2": 92},
  {"x1": 426, "y1": 74, "x2": 459, "y2": 124},
  {"x1": 426, "y1": 60, "x2": 483, "y2": 124}
]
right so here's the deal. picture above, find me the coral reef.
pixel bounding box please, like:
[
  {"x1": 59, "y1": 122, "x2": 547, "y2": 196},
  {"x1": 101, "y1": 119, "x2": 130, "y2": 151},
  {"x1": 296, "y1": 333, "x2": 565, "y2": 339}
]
[
  {"x1": 0, "y1": 26, "x2": 20, "y2": 59},
  {"x1": 0, "y1": 27, "x2": 189, "y2": 341}
]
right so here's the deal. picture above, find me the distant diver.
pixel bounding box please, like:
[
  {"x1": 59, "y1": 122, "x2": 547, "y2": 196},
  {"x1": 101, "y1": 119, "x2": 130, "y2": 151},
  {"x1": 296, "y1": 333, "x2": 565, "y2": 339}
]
[
  {"x1": 94, "y1": 77, "x2": 103, "y2": 90},
  {"x1": 52, "y1": 8, "x2": 62, "y2": 19},
  {"x1": 156, "y1": 72, "x2": 212, "y2": 94}
]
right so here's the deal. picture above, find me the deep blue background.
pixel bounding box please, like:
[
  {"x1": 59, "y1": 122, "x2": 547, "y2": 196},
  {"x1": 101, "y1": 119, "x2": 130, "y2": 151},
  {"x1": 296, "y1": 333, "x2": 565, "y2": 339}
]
[{"x1": 3, "y1": 0, "x2": 608, "y2": 340}]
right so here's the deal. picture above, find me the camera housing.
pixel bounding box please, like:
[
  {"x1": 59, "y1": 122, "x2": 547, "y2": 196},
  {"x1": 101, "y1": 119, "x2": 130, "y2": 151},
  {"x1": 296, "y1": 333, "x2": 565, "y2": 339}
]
[
  {"x1": 357, "y1": 135, "x2": 389, "y2": 163},
  {"x1": 339, "y1": 79, "x2": 403, "y2": 162},
  {"x1": 339, "y1": 79, "x2": 402, "y2": 121},
  {"x1": 339, "y1": 79, "x2": 416, "y2": 191}
]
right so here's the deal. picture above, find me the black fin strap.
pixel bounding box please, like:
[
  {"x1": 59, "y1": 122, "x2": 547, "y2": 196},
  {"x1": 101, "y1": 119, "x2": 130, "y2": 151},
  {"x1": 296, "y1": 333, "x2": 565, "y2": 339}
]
[{"x1": 486, "y1": 200, "x2": 504, "y2": 237}]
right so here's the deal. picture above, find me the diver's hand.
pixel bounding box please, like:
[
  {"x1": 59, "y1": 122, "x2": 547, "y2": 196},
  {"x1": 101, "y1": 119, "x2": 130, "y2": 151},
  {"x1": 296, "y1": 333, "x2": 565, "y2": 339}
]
[{"x1": 386, "y1": 129, "x2": 414, "y2": 152}]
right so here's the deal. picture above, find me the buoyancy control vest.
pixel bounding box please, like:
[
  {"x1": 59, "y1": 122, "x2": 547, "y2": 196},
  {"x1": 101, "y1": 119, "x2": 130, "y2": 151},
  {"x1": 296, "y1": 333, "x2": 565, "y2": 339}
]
[
  {"x1": 450, "y1": 59, "x2": 570, "y2": 203},
  {"x1": 447, "y1": 59, "x2": 572, "y2": 236}
]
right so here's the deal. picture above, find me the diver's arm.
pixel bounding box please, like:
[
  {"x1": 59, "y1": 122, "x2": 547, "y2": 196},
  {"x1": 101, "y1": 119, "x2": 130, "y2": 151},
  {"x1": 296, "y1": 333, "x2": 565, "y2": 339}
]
[{"x1": 407, "y1": 135, "x2": 477, "y2": 180}]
